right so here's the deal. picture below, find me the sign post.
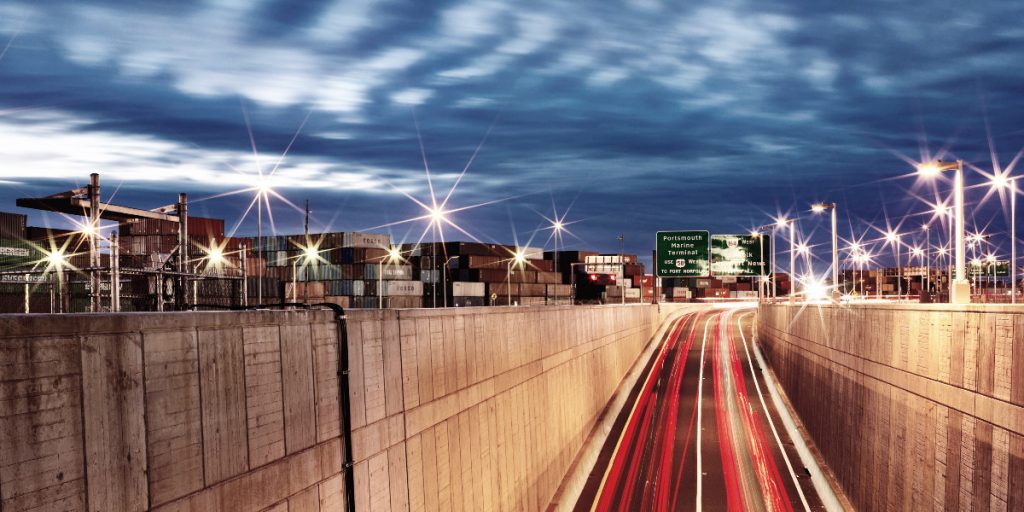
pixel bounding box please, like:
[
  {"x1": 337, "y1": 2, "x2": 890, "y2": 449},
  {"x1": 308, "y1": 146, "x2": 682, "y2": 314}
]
[{"x1": 655, "y1": 231, "x2": 710, "y2": 278}]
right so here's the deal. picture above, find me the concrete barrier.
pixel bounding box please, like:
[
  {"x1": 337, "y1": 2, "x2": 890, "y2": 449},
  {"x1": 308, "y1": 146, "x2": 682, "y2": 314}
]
[
  {"x1": 345, "y1": 304, "x2": 658, "y2": 512},
  {"x1": 0, "y1": 303, "x2": 659, "y2": 511},
  {"x1": 0, "y1": 309, "x2": 347, "y2": 512},
  {"x1": 758, "y1": 303, "x2": 1024, "y2": 511}
]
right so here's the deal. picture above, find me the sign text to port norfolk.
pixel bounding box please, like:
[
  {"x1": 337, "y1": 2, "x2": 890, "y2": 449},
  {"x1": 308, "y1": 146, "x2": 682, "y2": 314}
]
[{"x1": 656, "y1": 231, "x2": 709, "y2": 277}]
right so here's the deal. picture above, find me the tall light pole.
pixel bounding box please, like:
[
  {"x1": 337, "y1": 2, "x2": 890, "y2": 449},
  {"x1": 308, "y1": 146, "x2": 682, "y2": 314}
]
[
  {"x1": 885, "y1": 230, "x2": 901, "y2": 300},
  {"x1": 789, "y1": 219, "x2": 796, "y2": 303},
  {"x1": 912, "y1": 246, "x2": 924, "y2": 296},
  {"x1": 922, "y1": 225, "x2": 931, "y2": 294},
  {"x1": 918, "y1": 160, "x2": 969, "y2": 303},
  {"x1": 990, "y1": 174, "x2": 1018, "y2": 303},
  {"x1": 552, "y1": 221, "x2": 563, "y2": 305},
  {"x1": 441, "y1": 255, "x2": 458, "y2": 308},
  {"x1": 811, "y1": 202, "x2": 838, "y2": 299},
  {"x1": 617, "y1": 234, "x2": 625, "y2": 305},
  {"x1": 986, "y1": 253, "x2": 997, "y2": 297},
  {"x1": 507, "y1": 249, "x2": 527, "y2": 306},
  {"x1": 379, "y1": 246, "x2": 402, "y2": 309},
  {"x1": 766, "y1": 217, "x2": 793, "y2": 299}
]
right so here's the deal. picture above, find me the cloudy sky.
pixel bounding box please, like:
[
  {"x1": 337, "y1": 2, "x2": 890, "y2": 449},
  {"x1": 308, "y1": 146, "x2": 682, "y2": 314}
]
[{"x1": 1, "y1": 0, "x2": 1023, "y2": 270}]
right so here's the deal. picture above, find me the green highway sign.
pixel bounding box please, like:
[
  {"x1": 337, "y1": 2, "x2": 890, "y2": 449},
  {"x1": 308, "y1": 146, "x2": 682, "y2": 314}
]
[
  {"x1": 656, "y1": 231, "x2": 709, "y2": 278},
  {"x1": 969, "y1": 260, "x2": 1010, "y2": 277},
  {"x1": 710, "y1": 234, "x2": 770, "y2": 277}
]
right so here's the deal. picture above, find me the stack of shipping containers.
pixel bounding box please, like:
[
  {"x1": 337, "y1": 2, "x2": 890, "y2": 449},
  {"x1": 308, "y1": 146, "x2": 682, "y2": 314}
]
[
  {"x1": 1, "y1": 210, "x2": 664, "y2": 311},
  {"x1": 0, "y1": 212, "x2": 49, "y2": 312}
]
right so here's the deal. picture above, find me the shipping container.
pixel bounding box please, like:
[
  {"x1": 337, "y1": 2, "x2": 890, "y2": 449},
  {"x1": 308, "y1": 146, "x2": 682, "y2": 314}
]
[
  {"x1": 343, "y1": 232, "x2": 391, "y2": 248},
  {"x1": 451, "y1": 281, "x2": 485, "y2": 297},
  {"x1": 363, "y1": 264, "x2": 413, "y2": 280},
  {"x1": 452, "y1": 255, "x2": 503, "y2": 269},
  {"x1": 0, "y1": 238, "x2": 41, "y2": 268},
  {"x1": 340, "y1": 247, "x2": 389, "y2": 264},
  {"x1": 389, "y1": 296, "x2": 424, "y2": 308},
  {"x1": 535, "y1": 271, "x2": 561, "y2": 284},
  {"x1": 187, "y1": 217, "x2": 225, "y2": 238},
  {"x1": 383, "y1": 280, "x2": 423, "y2": 296},
  {"x1": 323, "y1": 295, "x2": 350, "y2": 308},
  {"x1": 0, "y1": 212, "x2": 27, "y2": 240}
]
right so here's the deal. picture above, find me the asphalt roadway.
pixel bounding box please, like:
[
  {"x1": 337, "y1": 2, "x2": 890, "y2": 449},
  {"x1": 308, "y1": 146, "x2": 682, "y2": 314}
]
[{"x1": 574, "y1": 307, "x2": 831, "y2": 512}]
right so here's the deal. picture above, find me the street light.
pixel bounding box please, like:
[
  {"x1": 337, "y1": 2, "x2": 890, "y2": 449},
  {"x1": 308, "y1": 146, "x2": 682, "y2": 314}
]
[
  {"x1": 787, "y1": 219, "x2": 798, "y2": 302},
  {"x1": 378, "y1": 246, "x2": 403, "y2": 309},
  {"x1": 990, "y1": 175, "x2": 1018, "y2": 303},
  {"x1": 986, "y1": 253, "x2": 997, "y2": 297},
  {"x1": 757, "y1": 217, "x2": 791, "y2": 299},
  {"x1": 811, "y1": 202, "x2": 839, "y2": 299},
  {"x1": 507, "y1": 249, "x2": 527, "y2": 306},
  {"x1": 885, "y1": 230, "x2": 902, "y2": 300},
  {"x1": 426, "y1": 206, "x2": 449, "y2": 308},
  {"x1": 912, "y1": 246, "x2": 924, "y2": 295},
  {"x1": 552, "y1": 220, "x2": 563, "y2": 305},
  {"x1": 917, "y1": 160, "x2": 969, "y2": 303}
]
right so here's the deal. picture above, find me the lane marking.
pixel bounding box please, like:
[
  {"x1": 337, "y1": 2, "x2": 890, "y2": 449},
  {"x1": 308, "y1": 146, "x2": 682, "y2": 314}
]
[
  {"x1": 748, "y1": 317, "x2": 845, "y2": 512},
  {"x1": 695, "y1": 313, "x2": 713, "y2": 512},
  {"x1": 737, "y1": 309, "x2": 806, "y2": 509}
]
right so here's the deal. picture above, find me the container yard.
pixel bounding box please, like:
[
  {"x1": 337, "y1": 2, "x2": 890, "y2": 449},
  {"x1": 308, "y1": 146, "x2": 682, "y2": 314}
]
[{"x1": 0, "y1": 176, "x2": 669, "y2": 313}]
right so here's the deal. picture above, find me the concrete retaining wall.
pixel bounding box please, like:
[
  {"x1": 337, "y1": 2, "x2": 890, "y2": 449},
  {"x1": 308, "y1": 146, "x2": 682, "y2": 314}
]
[
  {"x1": 0, "y1": 310, "x2": 347, "y2": 512},
  {"x1": 0, "y1": 303, "x2": 658, "y2": 511},
  {"x1": 345, "y1": 304, "x2": 658, "y2": 512},
  {"x1": 758, "y1": 303, "x2": 1024, "y2": 511}
]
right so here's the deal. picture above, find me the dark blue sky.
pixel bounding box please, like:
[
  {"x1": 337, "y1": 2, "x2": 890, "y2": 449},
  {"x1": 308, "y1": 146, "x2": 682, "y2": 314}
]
[{"x1": 1, "y1": 0, "x2": 1023, "y2": 273}]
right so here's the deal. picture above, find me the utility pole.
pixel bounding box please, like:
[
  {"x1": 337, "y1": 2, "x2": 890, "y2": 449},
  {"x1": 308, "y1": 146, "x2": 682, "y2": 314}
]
[
  {"x1": 304, "y1": 200, "x2": 310, "y2": 304},
  {"x1": 88, "y1": 173, "x2": 100, "y2": 312},
  {"x1": 617, "y1": 234, "x2": 625, "y2": 304}
]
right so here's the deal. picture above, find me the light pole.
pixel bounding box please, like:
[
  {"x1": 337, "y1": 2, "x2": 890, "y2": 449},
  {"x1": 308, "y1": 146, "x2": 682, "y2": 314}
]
[
  {"x1": 918, "y1": 160, "x2": 969, "y2": 303},
  {"x1": 507, "y1": 249, "x2": 527, "y2": 306},
  {"x1": 552, "y1": 221, "x2": 563, "y2": 305},
  {"x1": 441, "y1": 255, "x2": 458, "y2": 308},
  {"x1": 811, "y1": 202, "x2": 839, "y2": 299},
  {"x1": 617, "y1": 234, "x2": 625, "y2": 305},
  {"x1": 912, "y1": 246, "x2": 924, "y2": 297},
  {"x1": 922, "y1": 225, "x2": 931, "y2": 294},
  {"x1": 990, "y1": 175, "x2": 1018, "y2": 303},
  {"x1": 764, "y1": 217, "x2": 793, "y2": 299},
  {"x1": 986, "y1": 253, "x2": 997, "y2": 298},
  {"x1": 378, "y1": 246, "x2": 402, "y2": 309},
  {"x1": 885, "y1": 230, "x2": 901, "y2": 300},
  {"x1": 788, "y1": 219, "x2": 797, "y2": 303}
]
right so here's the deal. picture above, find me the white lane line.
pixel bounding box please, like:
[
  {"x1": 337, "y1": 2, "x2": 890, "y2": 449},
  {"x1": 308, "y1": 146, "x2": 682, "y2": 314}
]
[
  {"x1": 748, "y1": 317, "x2": 845, "y2": 512},
  {"x1": 695, "y1": 313, "x2": 713, "y2": 512},
  {"x1": 736, "y1": 313, "x2": 811, "y2": 512}
]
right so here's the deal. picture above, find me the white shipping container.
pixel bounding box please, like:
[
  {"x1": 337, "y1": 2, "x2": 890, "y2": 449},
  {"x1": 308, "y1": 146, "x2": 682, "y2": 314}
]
[
  {"x1": 384, "y1": 280, "x2": 424, "y2": 296},
  {"x1": 626, "y1": 288, "x2": 641, "y2": 298},
  {"x1": 669, "y1": 287, "x2": 690, "y2": 298},
  {"x1": 451, "y1": 281, "x2": 485, "y2": 297},
  {"x1": 522, "y1": 247, "x2": 544, "y2": 260},
  {"x1": 343, "y1": 232, "x2": 391, "y2": 248}
]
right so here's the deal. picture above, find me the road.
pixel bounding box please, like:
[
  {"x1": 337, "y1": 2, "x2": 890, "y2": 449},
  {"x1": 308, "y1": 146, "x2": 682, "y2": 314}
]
[{"x1": 574, "y1": 306, "x2": 832, "y2": 512}]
